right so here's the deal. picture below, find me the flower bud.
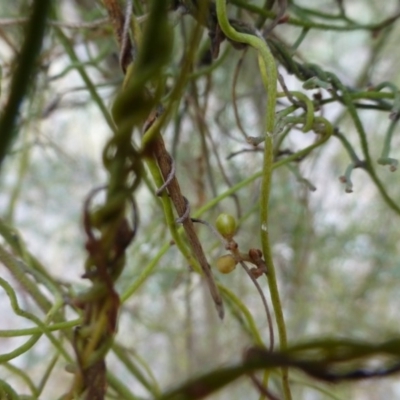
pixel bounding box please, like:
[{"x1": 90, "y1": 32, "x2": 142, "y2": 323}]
[
  {"x1": 216, "y1": 254, "x2": 237, "y2": 274},
  {"x1": 215, "y1": 213, "x2": 237, "y2": 240}
]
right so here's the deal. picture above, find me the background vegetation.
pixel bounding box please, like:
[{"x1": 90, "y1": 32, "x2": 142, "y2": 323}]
[{"x1": 1, "y1": 0, "x2": 400, "y2": 399}]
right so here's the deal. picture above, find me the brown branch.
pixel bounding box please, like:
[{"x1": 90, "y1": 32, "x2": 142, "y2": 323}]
[
  {"x1": 263, "y1": 0, "x2": 288, "y2": 37},
  {"x1": 101, "y1": 0, "x2": 133, "y2": 71},
  {"x1": 149, "y1": 131, "x2": 224, "y2": 319}
]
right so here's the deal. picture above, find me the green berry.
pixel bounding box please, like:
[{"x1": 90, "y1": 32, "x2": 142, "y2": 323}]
[
  {"x1": 216, "y1": 254, "x2": 237, "y2": 274},
  {"x1": 215, "y1": 213, "x2": 237, "y2": 239}
]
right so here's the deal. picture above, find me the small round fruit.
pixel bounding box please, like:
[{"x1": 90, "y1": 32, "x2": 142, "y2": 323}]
[
  {"x1": 215, "y1": 213, "x2": 237, "y2": 239},
  {"x1": 216, "y1": 254, "x2": 237, "y2": 274}
]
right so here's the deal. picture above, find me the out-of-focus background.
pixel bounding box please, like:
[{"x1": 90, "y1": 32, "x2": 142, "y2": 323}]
[{"x1": 1, "y1": 0, "x2": 400, "y2": 399}]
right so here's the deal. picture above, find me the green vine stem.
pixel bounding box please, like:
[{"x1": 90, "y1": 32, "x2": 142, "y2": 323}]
[
  {"x1": 37, "y1": 354, "x2": 60, "y2": 396},
  {"x1": 0, "y1": 274, "x2": 69, "y2": 363},
  {"x1": 219, "y1": 285, "x2": 264, "y2": 346},
  {"x1": 0, "y1": 319, "x2": 80, "y2": 338},
  {"x1": 2, "y1": 362, "x2": 39, "y2": 398},
  {"x1": 268, "y1": 40, "x2": 400, "y2": 214},
  {"x1": 0, "y1": 379, "x2": 19, "y2": 400},
  {"x1": 377, "y1": 119, "x2": 399, "y2": 172},
  {"x1": 215, "y1": 1, "x2": 292, "y2": 398},
  {"x1": 327, "y1": 72, "x2": 400, "y2": 214},
  {"x1": 0, "y1": 0, "x2": 51, "y2": 168},
  {"x1": 113, "y1": 343, "x2": 161, "y2": 397},
  {"x1": 230, "y1": 0, "x2": 400, "y2": 32},
  {"x1": 144, "y1": 156, "x2": 199, "y2": 272},
  {"x1": 53, "y1": 25, "x2": 116, "y2": 132}
]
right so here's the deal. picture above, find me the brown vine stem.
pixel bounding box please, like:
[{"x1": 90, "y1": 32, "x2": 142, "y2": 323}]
[
  {"x1": 144, "y1": 114, "x2": 225, "y2": 319},
  {"x1": 102, "y1": 0, "x2": 133, "y2": 72}
]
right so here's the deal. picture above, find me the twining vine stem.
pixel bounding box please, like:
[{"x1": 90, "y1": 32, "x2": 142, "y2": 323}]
[{"x1": 215, "y1": 1, "x2": 291, "y2": 398}]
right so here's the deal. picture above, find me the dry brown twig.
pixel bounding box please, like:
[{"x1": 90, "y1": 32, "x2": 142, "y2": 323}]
[{"x1": 143, "y1": 110, "x2": 225, "y2": 319}]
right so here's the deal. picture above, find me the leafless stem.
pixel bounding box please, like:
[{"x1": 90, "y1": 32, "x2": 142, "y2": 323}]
[
  {"x1": 248, "y1": 373, "x2": 282, "y2": 400},
  {"x1": 149, "y1": 131, "x2": 224, "y2": 319},
  {"x1": 175, "y1": 196, "x2": 191, "y2": 224},
  {"x1": 240, "y1": 260, "x2": 274, "y2": 350},
  {"x1": 263, "y1": 0, "x2": 288, "y2": 37},
  {"x1": 156, "y1": 159, "x2": 176, "y2": 195}
]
